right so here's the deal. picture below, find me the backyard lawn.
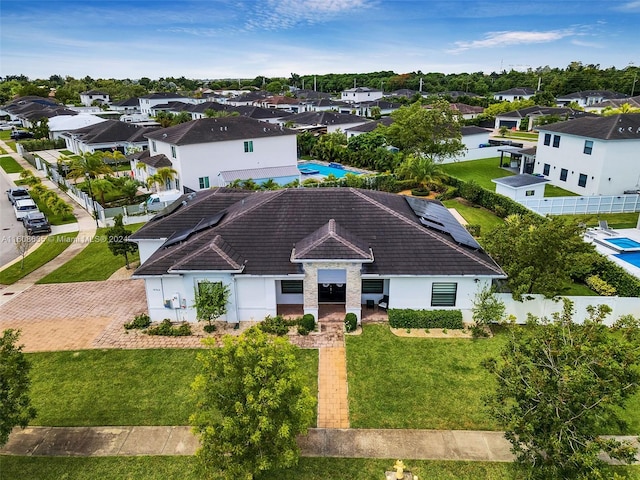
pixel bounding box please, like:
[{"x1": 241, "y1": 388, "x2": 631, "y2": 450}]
[
  {"x1": 0, "y1": 232, "x2": 79, "y2": 285},
  {"x1": 441, "y1": 157, "x2": 514, "y2": 190},
  {"x1": 346, "y1": 324, "x2": 640, "y2": 433},
  {"x1": 27, "y1": 348, "x2": 318, "y2": 427},
  {"x1": 441, "y1": 198, "x2": 503, "y2": 237},
  {"x1": 37, "y1": 223, "x2": 144, "y2": 283}
]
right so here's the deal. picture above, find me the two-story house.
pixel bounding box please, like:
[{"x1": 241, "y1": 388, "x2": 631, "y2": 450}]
[
  {"x1": 534, "y1": 114, "x2": 640, "y2": 195},
  {"x1": 493, "y1": 87, "x2": 536, "y2": 102},
  {"x1": 341, "y1": 87, "x2": 383, "y2": 103},
  {"x1": 142, "y1": 117, "x2": 300, "y2": 192},
  {"x1": 80, "y1": 90, "x2": 110, "y2": 107}
]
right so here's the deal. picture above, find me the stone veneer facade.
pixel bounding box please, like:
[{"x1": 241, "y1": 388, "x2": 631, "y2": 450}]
[{"x1": 302, "y1": 262, "x2": 364, "y2": 322}]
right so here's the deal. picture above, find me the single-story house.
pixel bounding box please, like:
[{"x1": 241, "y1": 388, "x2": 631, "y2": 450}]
[
  {"x1": 142, "y1": 117, "x2": 299, "y2": 191},
  {"x1": 345, "y1": 117, "x2": 394, "y2": 139},
  {"x1": 493, "y1": 106, "x2": 580, "y2": 131},
  {"x1": 534, "y1": 114, "x2": 640, "y2": 195},
  {"x1": 556, "y1": 90, "x2": 627, "y2": 108},
  {"x1": 48, "y1": 114, "x2": 107, "y2": 140},
  {"x1": 61, "y1": 119, "x2": 158, "y2": 154},
  {"x1": 130, "y1": 187, "x2": 505, "y2": 323},
  {"x1": 278, "y1": 111, "x2": 370, "y2": 133}
]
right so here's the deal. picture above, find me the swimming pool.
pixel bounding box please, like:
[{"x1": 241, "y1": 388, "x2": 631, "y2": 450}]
[
  {"x1": 603, "y1": 237, "x2": 640, "y2": 252},
  {"x1": 298, "y1": 162, "x2": 361, "y2": 178},
  {"x1": 614, "y1": 252, "x2": 640, "y2": 269}
]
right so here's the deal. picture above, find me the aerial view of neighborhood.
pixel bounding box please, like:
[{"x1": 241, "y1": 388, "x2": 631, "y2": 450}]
[{"x1": 1, "y1": 1, "x2": 640, "y2": 479}]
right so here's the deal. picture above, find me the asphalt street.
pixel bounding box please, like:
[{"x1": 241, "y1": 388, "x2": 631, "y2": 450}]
[{"x1": 0, "y1": 170, "x2": 25, "y2": 266}]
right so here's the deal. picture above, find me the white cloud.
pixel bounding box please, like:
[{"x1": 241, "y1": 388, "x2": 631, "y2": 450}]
[
  {"x1": 449, "y1": 30, "x2": 574, "y2": 53},
  {"x1": 571, "y1": 39, "x2": 604, "y2": 49},
  {"x1": 614, "y1": 1, "x2": 640, "y2": 11}
]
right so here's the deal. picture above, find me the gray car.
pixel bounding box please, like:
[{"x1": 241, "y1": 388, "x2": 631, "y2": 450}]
[{"x1": 22, "y1": 211, "x2": 51, "y2": 235}]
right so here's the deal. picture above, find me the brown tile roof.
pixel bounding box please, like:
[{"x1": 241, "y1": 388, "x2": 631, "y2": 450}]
[{"x1": 132, "y1": 188, "x2": 504, "y2": 278}]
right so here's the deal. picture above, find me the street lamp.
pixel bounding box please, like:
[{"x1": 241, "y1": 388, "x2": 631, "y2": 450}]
[{"x1": 85, "y1": 172, "x2": 99, "y2": 227}]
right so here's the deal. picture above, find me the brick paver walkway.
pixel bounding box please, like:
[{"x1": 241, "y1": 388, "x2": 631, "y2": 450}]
[{"x1": 317, "y1": 346, "x2": 350, "y2": 429}]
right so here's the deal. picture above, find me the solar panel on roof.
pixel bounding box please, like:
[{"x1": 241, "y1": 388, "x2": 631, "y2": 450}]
[
  {"x1": 192, "y1": 211, "x2": 226, "y2": 234},
  {"x1": 149, "y1": 199, "x2": 186, "y2": 222},
  {"x1": 405, "y1": 197, "x2": 481, "y2": 250},
  {"x1": 163, "y1": 226, "x2": 194, "y2": 248}
]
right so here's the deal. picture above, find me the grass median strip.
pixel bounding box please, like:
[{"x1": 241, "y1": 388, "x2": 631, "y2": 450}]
[
  {"x1": 0, "y1": 232, "x2": 79, "y2": 285},
  {"x1": 37, "y1": 224, "x2": 144, "y2": 284},
  {"x1": 0, "y1": 155, "x2": 24, "y2": 173}
]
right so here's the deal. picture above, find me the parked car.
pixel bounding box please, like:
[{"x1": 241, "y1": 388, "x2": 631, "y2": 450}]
[
  {"x1": 13, "y1": 198, "x2": 39, "y2": 220},
  {"x1": 10, "y1": 130, "x2": 33, "y2": 140},
  {"x1": 0, "y1": 124, "x2": 12, "y2": 131},
  {"x1": 7, "y1": 187, "x2": 31, "y2": 205},
  {"x1": 22, "y1": 211, "x2": 51, "y2": 235}
]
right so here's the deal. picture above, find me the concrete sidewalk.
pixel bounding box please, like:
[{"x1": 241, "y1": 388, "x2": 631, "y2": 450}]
[{"x1": 2, "y1": 426, "x2": 638, "y2": 464}]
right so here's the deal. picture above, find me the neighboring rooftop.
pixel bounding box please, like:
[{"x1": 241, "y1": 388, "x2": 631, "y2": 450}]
[{"x1": 537, "y1": 114, "x2": 640, "y2": 140}]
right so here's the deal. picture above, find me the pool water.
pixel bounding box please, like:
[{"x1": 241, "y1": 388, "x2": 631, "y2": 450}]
[
  {"x1": 614, "y1": 252, "x2": 640, "y2": 268},
  {"x1": 298, "y1": 162, "x2": 361, "y2": 179},
  {"x1": 604, "y1": 237, "x2": 640, "y2": 249}
]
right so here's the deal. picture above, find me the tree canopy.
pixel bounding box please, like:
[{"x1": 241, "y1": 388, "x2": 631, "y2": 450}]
[
  {"x1": 484, "y1": 300, "x2": 640, "y2": 479},
  {"x1": 380, "y1": 100, "x2": 466, "y2": 162},
  {"x1": 106, "y1": 214, "x2": 138, "y2": 269},
  {"x1": 482, "y1": 214, "x2": 596, "y2": 299},
  {"x1": 191, "y1": 327, "x2": 315, "y2": 479},
  {"x1": 0, "y1": 329, "x2": 36, "y2": 446}
]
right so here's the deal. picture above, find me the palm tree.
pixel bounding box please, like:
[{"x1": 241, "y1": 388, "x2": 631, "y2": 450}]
[
  {"x1": 260, "y1": 178, "x2": 280, "y2": 190},
  {"x1": 155, "y1": 167, "x2": 178, "y2": 191},
  {"x1": 90, "y1": 178, "x2": 116, "y2": 206},
  {"x1": 397, "y1": 155, "x2": 444, "y2": 192},
  {"x1": 146, "y1": 173, "x2": 162, "y2": 192},
  {"x1": 65, "y1": 151, "x2": 113, "y2": 183}
]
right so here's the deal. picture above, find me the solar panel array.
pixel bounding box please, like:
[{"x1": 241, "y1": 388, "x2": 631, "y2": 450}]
[
  {"x1": 405, "y1": 197, "x2": 481, "y2": 250},
  {"x1": 162, "y1": 212, "x2": 226, "y2": 248}
]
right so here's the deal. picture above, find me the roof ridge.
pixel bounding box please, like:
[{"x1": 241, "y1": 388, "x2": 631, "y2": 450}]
[
  {"x1": 295, "y1": 219, "x2": 370, "y2": 259},
  {"x1": 605, "y1": 114, "x2": 622, "y2": 139},
  {"x1": 222, "y1": 189, "x2": 287, "y2": 225},
  {"x1": 171, "y1": 234, "x2": 242, "y2": 271},
  {"x1": 350, "y1": 189, "x2": 503, "y2": 273},
  {"x1": 210, "y1": 235, "x2": 243, "y2": 270}
]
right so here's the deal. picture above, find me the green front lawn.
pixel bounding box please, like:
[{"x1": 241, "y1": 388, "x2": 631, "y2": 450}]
[
  {"x1": 37, "y1": 223, "x2": 144, "y2": 284},
  {"x1": 442, "y1": 157, "x2": 514, "y2": 191},
  {"x1": 0, "y1": 155, "x2": 24, "y2": 173},
  {"x1": 564, "y1": 212, "x2": 640, "y2": 229},
  {"x1": 0, "y1": 130, "x2": 12, "y2": 140},
  {"x1": 27, "y1": 348, "x2": 318, "y2": 427},
  {"x1": 0, "y1": 232, "x2": 79, "y2": 285},
  {"x1": 347, "y1": 325, "x2": 640, "y2": 433}
]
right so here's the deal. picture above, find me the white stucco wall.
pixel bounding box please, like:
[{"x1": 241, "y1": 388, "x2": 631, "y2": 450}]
[
  {"x1": 495, "y1": 182, "x2": 546, "y2": 200},
  {"x1": 136, "y1": 239, "x2": 167, "y2": 264},
  {"x1": 534, "y1": 132, "x2": 640, "y2": 195},
  {"x1": 235, "y1": 276, "x2": 278, "y2": 321},
  {"x1": 151, "y1": 134, "x2": 297, "y2": 192}
]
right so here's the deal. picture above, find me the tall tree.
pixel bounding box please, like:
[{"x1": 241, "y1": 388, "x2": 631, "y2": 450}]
[
  {"x1": 380, "y1": 100, "x2": 466, "y2": 162},
  {"x1": 65, "y1": 151, "x2": 113, "y2": 183},
  {"x1": 482, "y1": 214, "x2": 595, "y2": 299},
  {"x1": 396, "y1": 154, "x2": 445, "y2": 191},
  {"x1": 191, "y1": 327, "x2": 315, "y2": 480},
  {"x1": 484, "y1": 300, "x2": 640, "y2": 480},
  {"x1": 0, "y1": 329, "x2": 37, "y2": 446},
  {"x1": 106, "y1": 214, "x2": 138, "y2": 269}
]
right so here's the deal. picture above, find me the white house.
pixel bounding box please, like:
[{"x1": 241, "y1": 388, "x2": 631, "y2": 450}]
[
  {"x1": 556, "y1": 90, "x2": 627, "y2": 108},
  {"x1": 48, "y1": 114, "x2": 107, "y2": 140},
  {"x1": 142, "y1": 117, "x2": 300, "y2": 192},
  {"x1": 341, "y1": 87, "x2": 383, "y2": 103},
  {"x1": 62, "y1": 119, "x2": 156, "y2": 154},
  {"x1": 279, "y1": 111, "x2": 370, "y2": 134},
  {"x1": 533, "y1": 114, "x2": 640, "y2": 195},
  {"x1": 492, "y1": 174, "x2": 550, "y2": 201},
  {"x1": 129, "y1": 188, "x2": 505, "y2": 323},
  {"x1": 139, "y1": 93, "x2": 190, "y2": 115},
  {"x1": 80, "y1": 90, "x2": 110, "y2": 107},
  {"x1": 493, "y1": 87, "x2": 536, "y2": 102}
]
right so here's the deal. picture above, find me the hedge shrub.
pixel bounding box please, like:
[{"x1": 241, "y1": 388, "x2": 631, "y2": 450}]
[
  {"x1": 388, "y1": 309, "x2": 464, "y2": 329},
  {"x1": 145, "y1": 319, "x2": 192, "y2": 336},
  {"x1": 592, "y1": 255, "x2": 640, "y2": 297},
  {"x1": 344, "y1": 313, "x2": 357, "y2": 332}
]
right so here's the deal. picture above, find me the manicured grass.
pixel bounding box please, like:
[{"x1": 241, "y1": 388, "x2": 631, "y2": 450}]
[
  {"x1": 0, "y1": 155, "x2": 24, "y2": 173},
  {"x1": 0, "y1": 232, "x2": 79, "y2": 285},
  {"x1": 2, "y1": 456, "x2": 638, "y2": 480},
  {"x1": 37, "y1": 223, "x2": 144, "y2": 284},
  {"x1": 498, "y1": 131, "x2": 539, "y2": 141},
  {"x1": 563, "y1": 212, "x2": 640, "y2": 230},
  {"x1": 561, "y1": 281, "x2": 597, "y2": 296},
  {"x1": 544, "y1": 184, "x2": 579, "y2": 197},
  {"x1": 0, "y1": 130, "x2": 11, "y2": 140},
  {"x1": 6, "y1": 140, "x2": 17, "y2": 152},
  {"x1": 27, "y1": 348, "x2": 318, "y2": 427},
  {"x1": 347, "y1": 324, "x2": 640, "y2": 433},
  {"x1": 441, "y1": 198, "x2": 504, "y2": 236},
  {"x1": 442, "y1": 157, "x2": 515, "y2": 190},
  {"x1": 29, "y1": 191, "x2": 77, "y2": 226}
]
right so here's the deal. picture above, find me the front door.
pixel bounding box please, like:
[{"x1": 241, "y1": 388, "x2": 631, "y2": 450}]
[{"x1": 318, "y1": 283, "x2": 346, "y2": 303}]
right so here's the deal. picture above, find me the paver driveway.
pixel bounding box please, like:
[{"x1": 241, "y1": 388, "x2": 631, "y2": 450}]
[{"x1": 0, "y1": 279, "x2": 147, "y2": 352}]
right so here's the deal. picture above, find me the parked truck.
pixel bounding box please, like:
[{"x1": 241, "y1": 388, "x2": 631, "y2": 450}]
[{"x1": 139, "y1": 190, "x2": 183, "y2": 212}]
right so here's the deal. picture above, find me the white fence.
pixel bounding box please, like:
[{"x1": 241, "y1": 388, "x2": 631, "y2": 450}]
[
  {"x1": 496, "y1": 294, "x2": 640, "y2": 325},
  {"x1": 518, "y1": 194, "x2": 640, "y2": 215}
]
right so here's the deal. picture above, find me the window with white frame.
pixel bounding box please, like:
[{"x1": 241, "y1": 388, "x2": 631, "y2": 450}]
[
  {"x1": 198, "y1": 176, "x2": 210, "y2": 189},
  {"x1": 281, "y1": 280, "x2": 303, "y2": 294},
  {"x1": 244, "y1": 140, "x2": 253, "y2": 153},
  {"x1": 361, "y1": 279, "x2": 384, "y2": 294},
  {"x1": 431, "y1": 282, "x2": 457, "y2": 307}
]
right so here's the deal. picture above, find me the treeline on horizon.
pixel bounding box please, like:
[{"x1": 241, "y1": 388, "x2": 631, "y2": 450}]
[{"x1": 1, "y1": 61, "x2": 638, "y2": 105}]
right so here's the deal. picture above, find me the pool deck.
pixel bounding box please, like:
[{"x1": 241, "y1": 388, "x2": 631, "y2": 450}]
[
  {"x1": 298, "y1": 160, "x2": 373, "y2": 179},
  {"x1": 584, "y1": 227, "x2": 640, "y2": 278}
]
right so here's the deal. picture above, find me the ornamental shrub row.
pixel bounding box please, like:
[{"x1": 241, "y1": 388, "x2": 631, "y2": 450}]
[
  {"x1": 388, "y1": 309, "x2": 464, "y2": 329},
  {"x1": 592, "y1": 255, "x2": 640, "y2": 297}
]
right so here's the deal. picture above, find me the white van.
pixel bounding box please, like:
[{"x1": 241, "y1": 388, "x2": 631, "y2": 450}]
[
  {"x1": 14, "y1": 198, "x2": 39, "y2": 220},
  {"x1": 139, "y1": 190, "x2": 182, "y2": 212}
]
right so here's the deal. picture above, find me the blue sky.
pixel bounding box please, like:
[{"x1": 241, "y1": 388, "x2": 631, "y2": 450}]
[{"x1": 1, "y1": 0, "x2": 639, "y2": 80}]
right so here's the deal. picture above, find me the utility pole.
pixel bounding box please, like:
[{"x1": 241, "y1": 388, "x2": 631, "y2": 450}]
[
  {"x1": 419, "y1": 77, "x2": 423, "y2": 92},
  {"x1": 632, "y1": 73, "x2": 638, "y2": 97}
]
